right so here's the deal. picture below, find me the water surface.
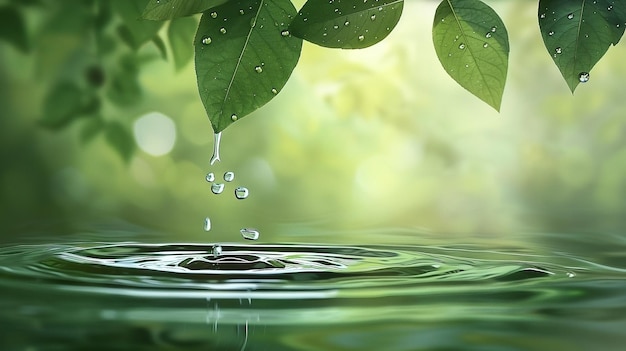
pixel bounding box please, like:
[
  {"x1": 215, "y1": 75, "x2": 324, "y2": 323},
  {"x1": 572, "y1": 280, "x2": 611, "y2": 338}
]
[{"x1": 0, "y1": 232, "x2": 624, "y2": 350}]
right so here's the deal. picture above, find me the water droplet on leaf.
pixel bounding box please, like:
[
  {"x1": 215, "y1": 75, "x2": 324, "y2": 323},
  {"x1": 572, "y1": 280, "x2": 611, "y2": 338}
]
[
  {"x1": 220, "y1": 27, "x2": 227, "y2": 34},
  {"x1": 202, "y1": 36, "x2": 212, "y2": 45},
  {"x1": 231, "y1": 114, "x2": 238, "y2": 121},
  {"x1": 358, "y1": 35, "x2": 365, "y2": 41},
  {"x1": 255, "y1": 66, "x2": 263, "y2": 73},
  {"x1": 578, "y1": 72, "x2": 590, "y2": 83},
  {"x1": 459, "y1": 43, "x2": 465, "y2": 49},
  {"x1": 567, "y1": 13, "x2": 574, "y2": 20},
  {"x1": 210, "y1": 12, "x2": 218, "y2": 19},
  {"x1": 281, "y1": 30, "x2": 290, "y2": 37}
]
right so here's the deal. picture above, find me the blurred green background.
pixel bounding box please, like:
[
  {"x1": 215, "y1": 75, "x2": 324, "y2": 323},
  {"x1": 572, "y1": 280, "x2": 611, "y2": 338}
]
[{"x1": 2, "y1": 0, "x2": 626, "y2": 244}]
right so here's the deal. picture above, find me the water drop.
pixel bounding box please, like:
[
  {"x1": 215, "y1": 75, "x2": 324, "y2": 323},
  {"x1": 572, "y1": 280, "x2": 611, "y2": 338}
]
[
  {"x1": 239, "y1": 9, "x2": 245, "y2": 15},
  {"x1": 567, "y1": 13, "x2": 574, "y2": 20},
  {"x1": 485, "y1": 32, "x2": 492, "y2": 38},
  {"x1": 240, "y1": 228, "x2": 259, "y2": 240},
  {"x1": 202, "y1": 36, "x2": 212, "y2": 45},
  {"x1": 205, "y1": 172, "x2": 215, "y2": 182},
  {"x1": 608, "y1": 5, "x2": 613, "y2": 11},
  {"x1": 212, "y1": 244, "x2": 222, "y2": 257},
  {"x1": 344, "y1": 21, "x2": 350, "y2": 26},
  {"x1": 540, "y1": 13, "x2": 546, "y2": 19},
  {"x1": 210, "y1": 12, "x2": 218, "y2": 19},
  {"x1": 203, "y1": 217, "x2": 211, "y2": 231},
  {"x1": 235, "y1": 187, "x2": 249, "y2": 199},
  {"x1": 220, "y1": 27, "x2": 227, "y2": 34},
  {"x1": 566, "y1": 272, "x2": 575, "y2": 278},
  {"x1": 333, "y1": 25, "x2": 339, "y2": 29},
  {"x1": 555, "y1": 47, "x2": 562, "y2": 54},
  {"x1": 548, "y1": 31, "x2": 554, "y2": 36},
  {"x1": 483, "y1": 42, "x2": 489, "y2": 48},
  {"x1": 231, "y1": 114, "x2": 238, "y2": 121},
  {"x1": 371, "y1": 14, "x2": 376, "y2": 21},
  {"x1": 490, "y1": 26, "x2": 497, "y2": 32},
  {"x1": 210, "y1": 132, "x2": 222, "y2": 165},
  {"x1": 211, "y1": 183, "x2": 225, "y2": 194},
  {"x1": 358, "y1": 35, "x2": 365, "y2": 41},
  {"x1": 458, "y1": 43, "x2": 465, "y2": 49},
  {"x1": 255, "y1": 66, "x2": 263, "y2": 73},
  {"x1": 271, "y1": 88, "x2": 278, "y2": 94},
  {"x1": 578, "y1": 72, "x2": 590, "y2": 83},
  {"x1": 281, "y1": 29, "x2": 290, "y2": 36},
  {"x1": 224, "y1": 171, "x2": 235, "y2": 182}
]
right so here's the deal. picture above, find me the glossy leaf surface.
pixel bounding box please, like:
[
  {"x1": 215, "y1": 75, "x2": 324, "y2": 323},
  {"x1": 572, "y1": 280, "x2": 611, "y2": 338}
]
[
  {"x1": 290, "y1": 0, "x2": 404, "y2": 49},
  {"x1": 538, "y1": 0, "x2": 626, "y2": 92},
  {"x1": 194, "y1": 0, "x2": 302, "y2": 132},
  {"x1": 433, "y1": 0, "x2": 509, "y2": 111}
]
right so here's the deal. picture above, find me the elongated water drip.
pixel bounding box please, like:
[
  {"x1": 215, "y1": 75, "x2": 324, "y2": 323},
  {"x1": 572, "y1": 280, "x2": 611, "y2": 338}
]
[{"x1": 210, "y1": 132, "x2": 222, "y2": 165}]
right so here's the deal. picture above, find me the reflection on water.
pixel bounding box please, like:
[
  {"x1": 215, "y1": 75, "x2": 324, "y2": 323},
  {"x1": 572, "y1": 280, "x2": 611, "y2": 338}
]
[{"x1": 0, "y1": 239, "x2": 625, "y2": 350}]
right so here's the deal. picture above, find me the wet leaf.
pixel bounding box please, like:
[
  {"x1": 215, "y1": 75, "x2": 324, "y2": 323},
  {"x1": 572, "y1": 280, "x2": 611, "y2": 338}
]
[
  {"x1": 194, "y1": 0, "x2": 302, "y2": 133},
  {"x1": 538, "y1": 0, "x2": 626, "y2": 92},
  {"x1": 432, "y1": 0, "x2": 509, "y2": 111},
  {"x1": 112, "y1": 0, "x2": 163, "y2": 49},
  {"x1": 105, "y1": 122, "x2": 134, "y2": 162},
  {"x1": 0, "y1": 6, "x2": 29, "y2": 53},
  {"x1": 142, "y1": 0, "x2": 229, "y2": 20},
  {"x1": 40, "y1": 81, "x2": 84, "y2": 129},
  {"x1": 168, "y1": 16, "x2": 197, "y2": 71},
  {"x1": 289, "y1": 0, "x2": 404, "y2": 49}
]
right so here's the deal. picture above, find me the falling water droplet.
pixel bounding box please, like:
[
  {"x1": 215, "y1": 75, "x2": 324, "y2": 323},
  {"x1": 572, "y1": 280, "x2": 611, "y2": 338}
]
[
  {"x1": 211, "y1": 183, "x2": 225, "y2": 194},
  {"x1": 281, "y1": 30, "x2": 290, "y2": 36},
  {"x1": 210, "y1": 12, "x2": 218, "y2": 19},
  {"x1": 212, "y1": 244, "x2": 222, "y2": 257},
  {"x1": 202, "y1": 36, "x2": 212, "y2": 45},
  {"x1": 235, "y1": 187, "x2": 249, "y2": 199},
  {"x1": 240, "y1": 228, "x2": 259, "y2": 240},
  {"x1": 220, "y1": 27, "x2": 227, "y2": 34},
  {"x1": 210, "y1": 132, "x2": 222, "y2": 165},
  {"x1": 224, "y1": 171, "x2": 235, "y2": 182},
  {"x1": 231, "y1": 114, "x2": 238, "y2": 121},
  {"x1": 205, "y1": 172, "x2": 215, "y2": 182},
  {"x1": 578, "y1": 72, "x2": 590, "y2": 83},
  {"x1": 255, "y1": 66, "x2": 263, "y2": 73},
  {"x1": 567, "y1": 13, "x2": 574, "y2": 20},
  {"x1": 203, "y1": 217, "x2": 211, "y2": 231}
]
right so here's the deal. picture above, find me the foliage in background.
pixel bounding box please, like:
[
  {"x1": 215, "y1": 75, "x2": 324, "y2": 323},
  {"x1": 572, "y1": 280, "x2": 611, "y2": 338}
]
[{"x1": 0, "y1": 0, "x2": 625, "y2": 158}]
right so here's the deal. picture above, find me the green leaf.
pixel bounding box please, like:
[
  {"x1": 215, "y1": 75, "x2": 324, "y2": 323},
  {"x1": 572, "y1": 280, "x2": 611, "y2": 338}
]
[
  {"x1": 194, "y1": 0, "x2": 302, "y2": 133},
  {"x1": 432, "y1": 0, "x2": 509, "y2": 111},
  {"x1": 152, "y1": 35, "x2": 168, "y2": 59},
  {"x1": 0, "y1": 6, "x2": 29, "y2": 53},
  {"x1": 538, "y1": 0, "x2": 626, "y2": 92},
  {"x1": 112, "y1": 0, "x2": 163, "y2": 49},
  {"x1": 289, "y1": 0, "x2": 404, "y2": 49},
  {"x1": 106, "y1": 54, "x2": 142, "y2": 107},
  {"x1": 105, "y1": 122, "x2": 134, "y2": 162},
  {"x1": 168, "y1": 16, "x2": 197, "y2": 70},
  {"x1": 80, "y1": 116, "x2": 105, "y2": 145},
  {"x1": 40, "y1": 81, "x2": 85, "y2": 129},
  {"x1": 142, "y1": 0, "x2": 229, "y2": 21}
]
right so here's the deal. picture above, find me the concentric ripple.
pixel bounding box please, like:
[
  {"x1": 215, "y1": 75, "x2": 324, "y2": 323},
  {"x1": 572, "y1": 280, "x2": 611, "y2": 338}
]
[{"x1": 0, "y1": 242, "x2": 577, "y2": 298}]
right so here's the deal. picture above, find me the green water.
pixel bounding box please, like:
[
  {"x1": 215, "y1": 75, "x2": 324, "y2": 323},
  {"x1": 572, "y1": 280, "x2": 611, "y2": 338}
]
[{"x1": 0, "y1": 231, "x2": 625, "y2": 351}]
